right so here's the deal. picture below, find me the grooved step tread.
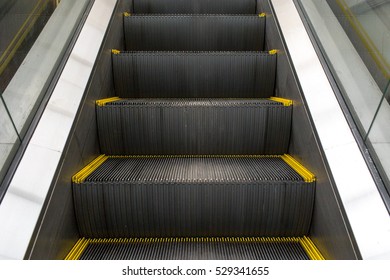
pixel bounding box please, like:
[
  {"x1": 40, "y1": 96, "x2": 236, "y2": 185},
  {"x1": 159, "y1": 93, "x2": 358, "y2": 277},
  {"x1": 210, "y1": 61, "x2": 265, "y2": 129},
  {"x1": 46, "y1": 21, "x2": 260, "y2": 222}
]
[
  {"x1": 132, "y1": 0, "x2": 257, "y2": 14},
  {"x1": 96, "y1": 98, "x2": 292, "y2": 155},
  {"x1": 65, "y1": 237, "x2": 324, "y2": 260},
  {"x1": 72, "y1": 155, "x2": 315, "y2": 238},
  {"x1": 124, "y1": 14, "x2": 265, "y2": 51},
  {"x1": 112, "y1": 51, "x2": 276, "y2": 98}
]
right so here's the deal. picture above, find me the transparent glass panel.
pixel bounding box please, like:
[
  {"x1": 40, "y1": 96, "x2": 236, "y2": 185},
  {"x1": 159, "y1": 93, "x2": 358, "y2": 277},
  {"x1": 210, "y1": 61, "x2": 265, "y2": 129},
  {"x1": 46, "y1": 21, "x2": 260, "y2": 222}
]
[
  {"x1": 297, "y1": 0, "x2": 385, "y2": 136},
  {"x1": 366, "y1": 81, "x2": 390, "y2": 189},
  {"x1": 1, "y1": 0, "x2": 91, "y2": 137},
  {"x1": 296, "y1": 0, "x2": 390, "y2": 194},
  {"x1": 0, "y1": 97, "x2": 21, "y2": 183}
]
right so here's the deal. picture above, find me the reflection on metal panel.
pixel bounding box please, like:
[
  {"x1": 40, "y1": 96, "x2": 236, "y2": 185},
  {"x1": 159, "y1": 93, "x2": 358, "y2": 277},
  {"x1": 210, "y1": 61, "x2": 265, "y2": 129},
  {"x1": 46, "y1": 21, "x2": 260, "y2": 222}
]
[
  {"x1": 0, "y1": 0, "x2": 117, "y2": 259},
  {"x1": 272, "y1": 0, "x2": 390, "y2": 259}
]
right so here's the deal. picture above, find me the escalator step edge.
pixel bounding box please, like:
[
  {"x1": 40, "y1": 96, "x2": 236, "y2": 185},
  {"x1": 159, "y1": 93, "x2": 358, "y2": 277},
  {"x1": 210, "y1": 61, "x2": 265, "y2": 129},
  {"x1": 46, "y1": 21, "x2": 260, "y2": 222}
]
[{"x1": 65, "y1": 236, "x2": 324, "y2": 260}]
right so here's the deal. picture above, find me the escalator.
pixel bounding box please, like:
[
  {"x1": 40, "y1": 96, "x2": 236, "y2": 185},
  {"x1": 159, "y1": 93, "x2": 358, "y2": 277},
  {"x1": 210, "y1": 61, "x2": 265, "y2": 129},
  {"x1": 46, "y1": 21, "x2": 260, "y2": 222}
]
[{"x1": 65, "y1": 0, "x2": 323, "y2": 260}]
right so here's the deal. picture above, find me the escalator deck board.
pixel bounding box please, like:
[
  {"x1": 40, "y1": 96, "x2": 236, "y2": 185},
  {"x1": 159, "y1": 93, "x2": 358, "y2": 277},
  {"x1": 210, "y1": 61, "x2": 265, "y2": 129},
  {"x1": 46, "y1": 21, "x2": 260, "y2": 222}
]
[{"x1": 66, "y1": 237, "x2": 324, "y2": 260}]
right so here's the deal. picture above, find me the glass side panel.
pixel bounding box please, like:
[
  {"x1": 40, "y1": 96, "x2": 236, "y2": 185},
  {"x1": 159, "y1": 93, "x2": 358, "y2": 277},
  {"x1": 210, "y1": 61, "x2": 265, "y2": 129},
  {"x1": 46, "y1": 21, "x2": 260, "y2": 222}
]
[
  {"x1": 0, "y1": 0, "x2": 92, "y2": 188},
  {"x1": 295, "y1": 0, "x2": 390, "y2": 195},
  {"x1": 367, "y1": 81, "x2": 390, "y2": 187},
  {"x1": 0, "y1": 97, "x2": 20, "y2": 183}
]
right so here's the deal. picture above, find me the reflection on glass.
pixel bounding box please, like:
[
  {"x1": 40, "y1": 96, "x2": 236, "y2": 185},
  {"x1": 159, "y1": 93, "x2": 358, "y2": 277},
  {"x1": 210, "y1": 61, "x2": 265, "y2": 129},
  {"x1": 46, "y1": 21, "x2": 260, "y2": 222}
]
[
  {"x1": 0, "y1": 0, "x2": 57, "y2": 93},
  {"x1": 0, "y1": 98, "x2": 21, "y2": 183},
  {"x1": 366, "y1": 81, "x2": 390, "y2": 188},
  {"x1": 296, "y1": 0, "x2": 390, "y2": 194},
  {"x1": 1, "y1": 0, "x2": 90, "y2": 137},
  {"x1": 327, "y1": 0, "x2": 390, "y2": 93}
]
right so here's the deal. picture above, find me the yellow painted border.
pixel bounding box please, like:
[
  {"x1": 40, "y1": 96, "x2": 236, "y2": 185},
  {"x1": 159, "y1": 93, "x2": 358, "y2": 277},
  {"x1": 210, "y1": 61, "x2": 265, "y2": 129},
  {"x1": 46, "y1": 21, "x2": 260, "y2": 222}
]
[
  {"x1": 72, "y1": 155, "x2": 108, "y2": 183},
  {"x1": 65, "y1": 236, "x2": 324, "y2": 260},
  {"x1": 281, "y1": 154, "x2": 316, "y2": 182},
  {"x1": 64, "y1": 238, "x2": 89, "y2": 260},
  {"x1": 299, "y1": 236, "x2": 325, "y2": 260},
  {"x1": 96, "y1": 97, "x2": 121, "y2": 106},
  {"x1": 269, "y1": 97, "x2": 293, "y2": 106}
]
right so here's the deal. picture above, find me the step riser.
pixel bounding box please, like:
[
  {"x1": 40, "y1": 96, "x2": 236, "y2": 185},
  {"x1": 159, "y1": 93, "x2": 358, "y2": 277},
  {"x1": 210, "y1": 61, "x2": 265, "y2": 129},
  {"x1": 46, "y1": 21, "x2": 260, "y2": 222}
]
[
  {"x1": 132, "y1": 0, "x2": 257, "y2": 14},
  {"x1": 124, "y1": 15, "x2": 265, "y2": 51},
  {"x1": 74, "y1": 182, "x2": 315, "y2": 238},
  {"x1": 112, "y1": 52, "x2": 276, "y2": 98},
  {"x1": 97, "y1": 101, "x2": 291, "y2": 155}
]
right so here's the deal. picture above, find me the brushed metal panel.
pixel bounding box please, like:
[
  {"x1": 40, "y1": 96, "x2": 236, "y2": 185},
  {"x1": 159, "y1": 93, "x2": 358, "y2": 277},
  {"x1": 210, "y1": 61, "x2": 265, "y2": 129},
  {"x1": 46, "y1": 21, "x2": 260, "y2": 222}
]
[
  {"x1": 271, "y1": 0, "x2": 390, "y2": 259},
  {"x1": 264, "y1": 0, "x2": 358, "y2": 259}
]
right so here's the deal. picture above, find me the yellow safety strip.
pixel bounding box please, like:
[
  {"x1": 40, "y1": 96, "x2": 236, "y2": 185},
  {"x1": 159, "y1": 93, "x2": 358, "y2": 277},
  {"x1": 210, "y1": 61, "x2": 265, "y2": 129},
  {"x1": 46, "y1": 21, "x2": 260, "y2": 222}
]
[
  {"x1": 72, "y1": 155, "x2": 108, "y2": 183},
  {"x1": 259, "y1": 13, "x2": 266, "y2": 18},
  {"x1": 281, "y1": 154, "x2": 316, "y2": 183},
  {"x1": 0, "y1": 0, "x2": 50, "y2": 75},
  {"x1": 109, "y1": 155, "x2": 281, "y2": 159},
  {"x1": 268, "y1": 49, "x2": 278, "y2": 55},
  {"x1": 269, "y1": 97, "x2": 293, "y2": 106},
  {"x1": 65, "y1": 236, "x2": 324, "y2": 260},
  {"x1": 64, "y1": 238, "x2": 89, "y2": 260},
  {"x1": 111, "y1": 49, "x2": 121, "y2": 55},
  {"x1": 96, "y1": 97, "x2": 121, "y2": 106},
  {"x1": 123, "y1": 12, "x2": 131, "y2": 17},
  {"x1": 299, "y1": 236, "x2": 325, "y2": 260}
]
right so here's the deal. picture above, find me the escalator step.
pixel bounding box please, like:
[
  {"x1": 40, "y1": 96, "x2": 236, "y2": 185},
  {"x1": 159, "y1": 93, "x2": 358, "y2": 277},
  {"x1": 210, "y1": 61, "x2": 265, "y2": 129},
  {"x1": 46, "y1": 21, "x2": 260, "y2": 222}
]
[
  {"x1": 96, "y1": 98, "x2": 292, "y2": 155},
  {"x1": 132, "y1": 0, "x2": 257, "y2": 14},
  {"x1": 112, "y1": 51, "x2": 276, "y2": 98},
  {"x1": 124, "y1": 14, "x2": 266, "y2": 51},
  {"x1": 66, "y1": 237, "x2": 324, "y2": 260},
  {"x1": 72, "y1": 155, "x2": 315, "y2": 238}
]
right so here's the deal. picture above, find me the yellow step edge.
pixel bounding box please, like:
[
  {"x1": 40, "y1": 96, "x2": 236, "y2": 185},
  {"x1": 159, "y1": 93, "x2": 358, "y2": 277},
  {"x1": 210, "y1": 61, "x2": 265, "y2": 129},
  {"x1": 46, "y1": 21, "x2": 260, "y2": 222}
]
[
  {"x1": 299, "y1": 236, "x2": 325, "y2": 260},
  {"x1": 269, "y1": 97, "x2": 293, "y2": 106},
  {"x1": 123, "y1": 12, "x2": 131, "y2": 17},
  {"x1": 281, "y1": 154, "x2": 316, "y2": 183},
  {"x1": 96, "y1": 97, "x2": 121, "y2": 106},
  {"x1": 65, "y1": 238, "x2": 90, "y2": 260},
  {"x1": 259, "y1": 13, "x2": 266, "y2": 17},
  {"x1": 66, "y1": 237, "x2": 324, "y2": 260},
  {"x1": 269, "y1": 49, "x2": 279, "y2": 55},
  {"x1": 111, "y1": 49, "x2": 121, "y2": 55},
  {"x1": 109, "y1": 155, "x2": 281, "y2": 159},
  {"x1": 72, "y1": 155, "x2": 108, "y2": 183}
]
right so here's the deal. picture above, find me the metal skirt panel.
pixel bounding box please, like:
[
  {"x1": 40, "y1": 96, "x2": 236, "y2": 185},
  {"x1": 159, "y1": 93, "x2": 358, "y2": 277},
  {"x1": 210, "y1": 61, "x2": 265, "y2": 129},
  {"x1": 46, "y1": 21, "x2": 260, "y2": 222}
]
[
  {"x1": 96, "y1": 99, "x2": 292, "y2": 155},
  {"x1": 78, "y1": 238, "x2": 310, "y2": 260},
  {"x1": 73, "y1": 157, "x2": 315, "y2": 238},
  {"x1": 124, "y1": 15, "x2": 265, "y2": 51},
  {"x1": 112, "y1": 52, "x2": 276, "y2": 98},
  {"x1": 132, "y1": 0, "x2": 257, "y2": 14}
]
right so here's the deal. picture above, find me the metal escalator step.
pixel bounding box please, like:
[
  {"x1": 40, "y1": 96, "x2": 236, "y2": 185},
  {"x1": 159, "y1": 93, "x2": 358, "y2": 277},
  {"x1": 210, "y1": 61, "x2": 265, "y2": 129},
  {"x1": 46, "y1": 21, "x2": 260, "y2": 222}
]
[
  {"x1": 96, "y1": 98, "x2": 292, "y2": 155},
  {"x1": 66, "y1": 236, "x2": 324, "y2": 260},
  {"x1": 124, "y1": 14, "x2": 265, "y2": 51},
  {"x1": 72, "y1": 155, "x2": 315, "y2": 238},
  {"x1": 132, "y1": 0, "x2": 257, "y2": 14},
  {"x1": 112, "y1": 51, "x2": 276, "y2": 98}
]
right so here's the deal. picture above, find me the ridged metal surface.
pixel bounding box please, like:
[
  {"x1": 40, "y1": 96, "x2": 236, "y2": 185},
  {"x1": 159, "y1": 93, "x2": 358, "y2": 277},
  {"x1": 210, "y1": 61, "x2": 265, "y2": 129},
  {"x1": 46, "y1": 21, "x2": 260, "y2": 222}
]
[
  {"x1": 132, "y1": 0, "x2": 257, "y2": 14},
  {"x1": 97, "y1": 99, "x2": 291, "y2": 155},
  {"x1": 124, "y1": 15, "x2": 265, "y2": 51},
  {"x1": 78, "y1": 238, "x2": 310, "y2": 260},
  {"x1": 112, "y1": 52, "x2": 276, "y2": 98},
  {"x1": 73, "y1": 156, "x2": 315, "y2": 238}
]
